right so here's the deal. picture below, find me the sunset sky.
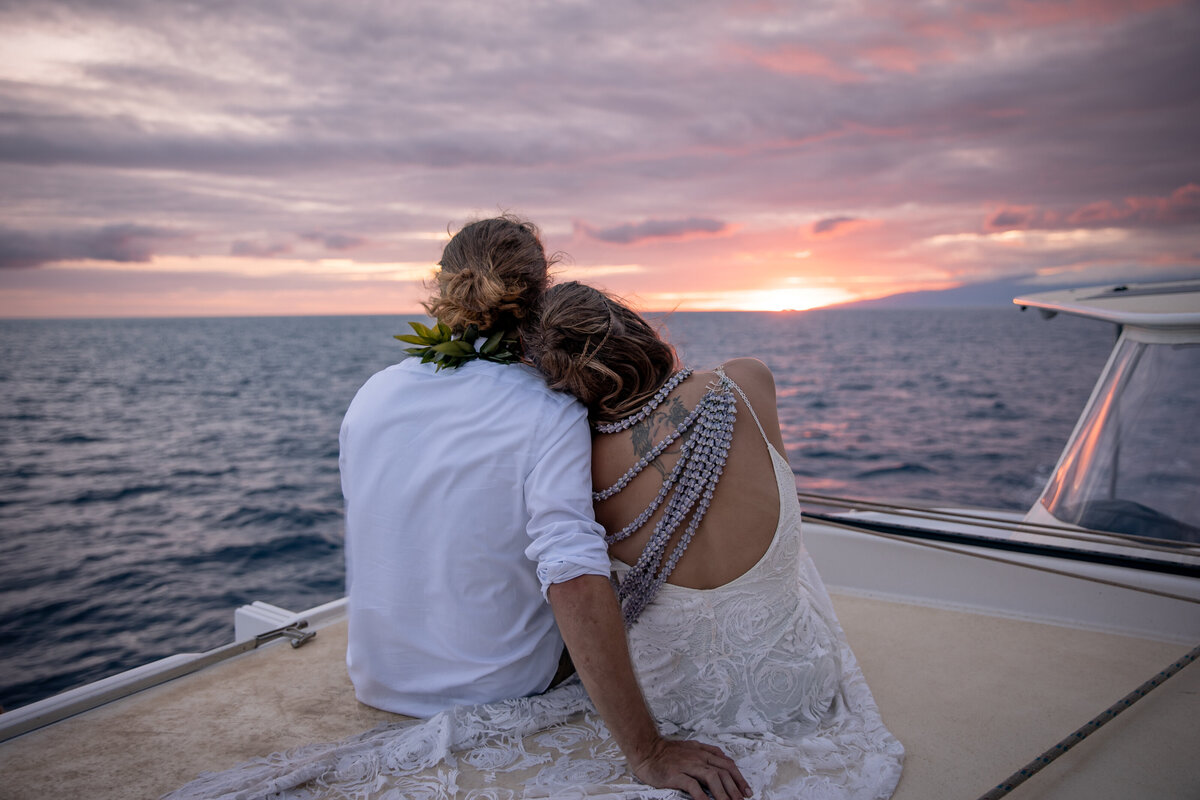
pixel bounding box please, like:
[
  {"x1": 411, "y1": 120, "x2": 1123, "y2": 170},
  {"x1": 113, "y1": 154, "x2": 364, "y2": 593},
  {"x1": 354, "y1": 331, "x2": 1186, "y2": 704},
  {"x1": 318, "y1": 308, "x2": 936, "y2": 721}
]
[{"x1": 1, "y1": 0, "x2": 1198, "y2": 317}]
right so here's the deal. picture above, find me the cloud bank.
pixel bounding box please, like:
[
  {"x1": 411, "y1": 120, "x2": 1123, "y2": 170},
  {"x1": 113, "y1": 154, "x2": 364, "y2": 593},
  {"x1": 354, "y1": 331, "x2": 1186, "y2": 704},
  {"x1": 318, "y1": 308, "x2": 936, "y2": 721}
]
[
  {"x1": 0, "y1": 224, "x2": 186, "y2": 269},
  {"x1": 0, "y1": 0, "x2": 1197, "y2": 314}
]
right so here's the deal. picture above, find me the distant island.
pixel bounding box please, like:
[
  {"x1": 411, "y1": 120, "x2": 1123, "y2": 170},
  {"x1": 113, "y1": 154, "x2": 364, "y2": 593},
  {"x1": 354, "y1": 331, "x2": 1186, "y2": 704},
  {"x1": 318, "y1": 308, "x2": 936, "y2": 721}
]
[{"x1": 825, "y1": 270, "x2": 1200, "y2": 310}]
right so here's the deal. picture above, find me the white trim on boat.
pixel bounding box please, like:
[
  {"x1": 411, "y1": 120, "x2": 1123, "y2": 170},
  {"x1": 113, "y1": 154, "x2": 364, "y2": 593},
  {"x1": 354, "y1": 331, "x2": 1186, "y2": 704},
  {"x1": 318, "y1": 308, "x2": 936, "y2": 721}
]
[
  {"x1": 1013, "y1": 279, "x2": 1200, "y2": 328},
  {"x1": 0, "y1": 597, "x2": 348, "y2": 744},
  {"x1": 802, "y1": 519, "x2": 1200, "y2": 645}
]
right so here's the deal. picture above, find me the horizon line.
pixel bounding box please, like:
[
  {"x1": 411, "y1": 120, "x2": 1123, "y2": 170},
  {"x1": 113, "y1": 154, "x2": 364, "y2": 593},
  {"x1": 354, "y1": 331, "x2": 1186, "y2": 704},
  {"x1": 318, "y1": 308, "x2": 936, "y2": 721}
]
[{"x1": 0, "y1": 303, "x2": 1017, "y2": 323}]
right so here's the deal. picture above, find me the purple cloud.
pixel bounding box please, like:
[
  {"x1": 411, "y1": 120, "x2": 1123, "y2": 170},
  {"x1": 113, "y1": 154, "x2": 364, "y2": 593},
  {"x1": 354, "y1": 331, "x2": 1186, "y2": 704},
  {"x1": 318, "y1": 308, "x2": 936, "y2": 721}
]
[
  {"x1": 580, "y1": 218, "x2": 729, "y2": 245},
  {"x1": 300, "y1": 232, "x2": 366, "y2": 251},
  {"x1": 0, "y1": 224, "x2": 184, "y2": 269},
  {"x1": 986, "y1": 208, "x2": 1036, "y2": 230},
  {"x1": 812, "y1": 217, "x2": 859, "y2": 235},
  {"x1": 230, "y1": 240, "x2": 292, "y2": 258}
]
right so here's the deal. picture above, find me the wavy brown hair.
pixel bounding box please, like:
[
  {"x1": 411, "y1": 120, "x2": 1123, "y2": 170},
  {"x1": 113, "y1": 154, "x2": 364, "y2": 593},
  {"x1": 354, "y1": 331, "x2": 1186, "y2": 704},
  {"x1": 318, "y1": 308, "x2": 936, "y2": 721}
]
[
  {"x1": 526, "y1": 281, "x2": 679, "y2": 423},
  {"x1": 424, "y1": 215, "x2": 555, "y2": 335}
]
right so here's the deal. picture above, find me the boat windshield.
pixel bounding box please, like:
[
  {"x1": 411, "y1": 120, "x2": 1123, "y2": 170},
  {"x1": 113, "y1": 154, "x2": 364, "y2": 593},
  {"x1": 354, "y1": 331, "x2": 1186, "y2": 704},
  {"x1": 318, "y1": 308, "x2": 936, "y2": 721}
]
[{"x1": 1040, "y1": 337, "x2": 1200, "y2": 543}]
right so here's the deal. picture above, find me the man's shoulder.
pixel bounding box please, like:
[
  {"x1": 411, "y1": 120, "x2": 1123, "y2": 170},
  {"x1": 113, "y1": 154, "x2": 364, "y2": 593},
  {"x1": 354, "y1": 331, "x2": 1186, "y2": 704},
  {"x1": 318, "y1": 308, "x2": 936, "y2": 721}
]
[
  {"x1": 350, "y1": 360, "x2": 417, "y2": 396},
  {"x1": 356, "y1": 359, "x2": 582, "y2": 413},
  {"x1": 435, "y1": 360, "x2": 579, "y2": 408},
  {"x1": 494, "y1": 363, "x2": 579, "y2": 403}
]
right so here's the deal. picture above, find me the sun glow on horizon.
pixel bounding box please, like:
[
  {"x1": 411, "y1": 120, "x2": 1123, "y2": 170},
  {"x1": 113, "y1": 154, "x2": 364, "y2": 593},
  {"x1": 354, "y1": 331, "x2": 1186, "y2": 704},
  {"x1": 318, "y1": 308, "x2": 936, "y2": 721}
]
[{"x1": 642, "y1": 286, "x2": 857, "y2": 312}]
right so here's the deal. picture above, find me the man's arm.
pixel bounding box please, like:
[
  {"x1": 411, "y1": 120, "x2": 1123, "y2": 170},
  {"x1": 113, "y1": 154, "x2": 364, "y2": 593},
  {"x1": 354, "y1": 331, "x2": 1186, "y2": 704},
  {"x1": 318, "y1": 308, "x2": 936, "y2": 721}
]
[{"x1": 548, "y1": 575, "x2": 752, "y2": 800}]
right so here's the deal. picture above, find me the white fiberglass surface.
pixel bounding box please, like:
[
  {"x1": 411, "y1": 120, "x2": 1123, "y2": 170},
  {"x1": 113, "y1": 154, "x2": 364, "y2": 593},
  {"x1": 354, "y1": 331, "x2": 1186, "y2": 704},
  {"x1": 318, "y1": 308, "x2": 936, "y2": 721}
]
[{"x1": 1040, "y1": 336, "x2": 1200, "y2": 542}]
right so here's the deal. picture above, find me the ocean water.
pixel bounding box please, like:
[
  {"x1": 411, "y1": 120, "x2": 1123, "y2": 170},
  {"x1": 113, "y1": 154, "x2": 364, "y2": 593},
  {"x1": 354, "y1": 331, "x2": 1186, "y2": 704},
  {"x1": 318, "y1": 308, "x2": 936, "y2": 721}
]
[{"x1": 0, "y1": 309, "x2": 1115, "y2": 711}]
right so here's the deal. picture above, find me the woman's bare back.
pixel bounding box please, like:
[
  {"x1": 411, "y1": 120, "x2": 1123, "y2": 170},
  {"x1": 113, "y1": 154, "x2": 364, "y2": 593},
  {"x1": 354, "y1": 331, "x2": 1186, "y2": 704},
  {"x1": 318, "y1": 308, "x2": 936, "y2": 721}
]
[{"x1": 592, "y1": 357, "x2": 791, "y2": 590}]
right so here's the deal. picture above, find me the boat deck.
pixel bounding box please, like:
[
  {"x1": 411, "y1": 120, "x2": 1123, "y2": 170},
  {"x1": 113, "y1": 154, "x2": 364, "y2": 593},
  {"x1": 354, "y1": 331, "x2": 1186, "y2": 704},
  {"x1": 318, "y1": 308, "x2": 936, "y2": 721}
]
[{"x1": 2, "y1": 592, "x2": 1196, "y2": 799}]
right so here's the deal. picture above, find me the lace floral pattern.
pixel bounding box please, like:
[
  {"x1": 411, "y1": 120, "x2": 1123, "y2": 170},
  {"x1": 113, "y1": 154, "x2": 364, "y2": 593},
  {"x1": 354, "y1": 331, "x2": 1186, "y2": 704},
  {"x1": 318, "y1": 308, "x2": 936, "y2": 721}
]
[{"x1": 166, "y1": 447, "x2": 902, "y2": 800}]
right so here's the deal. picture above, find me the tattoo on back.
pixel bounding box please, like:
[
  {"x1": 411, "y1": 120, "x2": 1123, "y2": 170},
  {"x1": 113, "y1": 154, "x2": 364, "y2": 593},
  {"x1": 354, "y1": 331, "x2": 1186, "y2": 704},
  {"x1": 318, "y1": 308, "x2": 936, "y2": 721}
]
[{"x1": 630, "y1": 397, "x2": 693, "y2": 477}]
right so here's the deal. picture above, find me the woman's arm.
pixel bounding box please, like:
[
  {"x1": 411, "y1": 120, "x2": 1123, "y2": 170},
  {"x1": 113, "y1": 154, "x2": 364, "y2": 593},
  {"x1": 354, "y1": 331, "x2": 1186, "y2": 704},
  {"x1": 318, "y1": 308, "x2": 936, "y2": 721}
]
[
  {"x1": 530, "y1": 398, "x2": 750, "y2": 799},
  {"x1": 548, "y1": 576, "x2": 751, "y2": 800}
]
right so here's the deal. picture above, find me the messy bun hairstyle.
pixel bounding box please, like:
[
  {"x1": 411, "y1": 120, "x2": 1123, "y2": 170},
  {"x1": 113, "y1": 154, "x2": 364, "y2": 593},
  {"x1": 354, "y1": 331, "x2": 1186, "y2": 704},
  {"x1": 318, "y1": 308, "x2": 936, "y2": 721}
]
[
  {"x1": 424, "y1": 215, "x2": 555, "y2": 334},
  {"x1": 527, "y1": 281, "x2": 679, "y2": 423}
]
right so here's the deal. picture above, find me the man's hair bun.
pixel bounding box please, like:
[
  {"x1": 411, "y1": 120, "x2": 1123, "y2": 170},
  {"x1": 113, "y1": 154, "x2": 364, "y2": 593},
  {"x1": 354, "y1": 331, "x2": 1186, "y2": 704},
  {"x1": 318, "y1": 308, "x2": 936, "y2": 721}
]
[{"x1": 425, "y1": 214, "x2": 554, "y2": 334}]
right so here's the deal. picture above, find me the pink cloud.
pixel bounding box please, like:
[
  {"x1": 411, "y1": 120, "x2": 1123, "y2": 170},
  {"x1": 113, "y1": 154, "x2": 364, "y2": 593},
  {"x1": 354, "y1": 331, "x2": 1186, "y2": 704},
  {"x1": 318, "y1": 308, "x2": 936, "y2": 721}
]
[
  {"x1": 984, "y1": 108, "x2": 1028, "y2": 119},
  {"x1": 988, "y1": 184, "x2": 1200, "y2": 231},
  {"x1": 971, "y1": 0, "x2": 1185, "y2": 29},
  {"x1": 878, "y1": 0, "x2": 1188, "y2": 42},
  {"x1": 1067, "y1": 183, "x2": 1200, "y2": 227},
  {"x1": 731, "y1": 44, "x2": 865, "y2": 83},
  {"x1": 858, "y1": 45, "x2": 927, "y2": 74},
  {"x1": 729, "y1": 1, "x2": 1183, "y2": 87},
  {"x1": 853, "y1": 1, "x2": 1187, "y2": 74}
]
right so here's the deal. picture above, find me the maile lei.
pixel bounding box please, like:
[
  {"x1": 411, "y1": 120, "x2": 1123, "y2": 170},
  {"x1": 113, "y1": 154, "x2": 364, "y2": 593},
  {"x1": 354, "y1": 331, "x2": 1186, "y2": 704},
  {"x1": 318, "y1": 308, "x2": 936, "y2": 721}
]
[{"x1": 395, "y1": 321, "x2": 522, "y2": 371}]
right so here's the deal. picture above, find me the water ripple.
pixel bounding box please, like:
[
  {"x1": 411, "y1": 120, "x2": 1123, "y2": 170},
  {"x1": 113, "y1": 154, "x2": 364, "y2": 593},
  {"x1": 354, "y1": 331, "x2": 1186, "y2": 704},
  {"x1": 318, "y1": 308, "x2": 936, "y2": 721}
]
[{"x1": 0, "y1": 311, "x2": 1114, "y2": 711}]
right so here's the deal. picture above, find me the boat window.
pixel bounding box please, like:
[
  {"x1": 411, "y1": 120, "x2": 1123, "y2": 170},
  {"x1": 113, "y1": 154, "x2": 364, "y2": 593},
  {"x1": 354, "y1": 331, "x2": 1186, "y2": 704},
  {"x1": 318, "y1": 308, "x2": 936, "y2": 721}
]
[{"x1": 1040, "y1": 338, "x2": 1200, "y2": 543}]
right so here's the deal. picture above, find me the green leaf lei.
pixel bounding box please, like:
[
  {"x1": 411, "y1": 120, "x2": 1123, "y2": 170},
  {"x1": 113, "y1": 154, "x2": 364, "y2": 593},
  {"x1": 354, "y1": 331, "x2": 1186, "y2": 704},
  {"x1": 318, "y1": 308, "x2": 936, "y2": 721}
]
[{"x1": 394, "y1": 320, "x2": 522, "y2": 371}]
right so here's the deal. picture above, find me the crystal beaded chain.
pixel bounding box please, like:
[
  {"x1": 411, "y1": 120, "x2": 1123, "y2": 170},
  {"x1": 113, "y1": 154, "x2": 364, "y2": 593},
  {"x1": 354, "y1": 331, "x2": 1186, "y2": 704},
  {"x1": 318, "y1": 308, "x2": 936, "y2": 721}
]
[
  {"x1": 593, "y1": 368, "x2": 693, "y2": 434},
  {"x1": 592, "y1": 369, "x2": 738, "y2": 626}
]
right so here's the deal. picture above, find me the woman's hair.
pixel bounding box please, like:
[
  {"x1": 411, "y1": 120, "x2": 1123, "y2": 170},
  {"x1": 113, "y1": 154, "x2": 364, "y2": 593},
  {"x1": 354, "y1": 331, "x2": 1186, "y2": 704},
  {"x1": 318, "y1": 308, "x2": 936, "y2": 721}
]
[
  {"x1": 526, "y1": 281, "x2": 679, "y2": 423},
  {"x1": 424, "y1": 214, "x2": 555, "y2": 333}
]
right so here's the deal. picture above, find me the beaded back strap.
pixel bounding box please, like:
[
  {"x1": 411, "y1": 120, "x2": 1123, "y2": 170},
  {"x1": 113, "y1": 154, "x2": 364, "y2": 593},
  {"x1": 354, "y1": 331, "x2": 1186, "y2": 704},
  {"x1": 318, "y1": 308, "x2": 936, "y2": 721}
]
[
  {"x1": 715, "y1": 366, "x2": 770, "y2": 445},
  {"x1": 593, "y1": 368, "x2": 738, "y2": 626}
]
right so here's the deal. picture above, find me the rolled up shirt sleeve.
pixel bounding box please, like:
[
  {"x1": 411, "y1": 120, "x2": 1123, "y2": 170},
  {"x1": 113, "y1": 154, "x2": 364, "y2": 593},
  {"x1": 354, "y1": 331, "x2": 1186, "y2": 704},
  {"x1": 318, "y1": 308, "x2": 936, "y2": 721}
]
[{"x1": 523, "y1": 402, "x2": 611, "y2": 597}]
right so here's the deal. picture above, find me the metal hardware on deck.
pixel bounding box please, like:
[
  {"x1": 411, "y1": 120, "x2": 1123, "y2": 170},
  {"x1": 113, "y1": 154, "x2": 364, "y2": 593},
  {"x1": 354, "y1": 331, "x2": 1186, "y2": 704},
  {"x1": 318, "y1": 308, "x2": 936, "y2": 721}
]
[
  {"x1": 0, "y1": 618, "x2": 318, "y2": 743},
  {"x1": 256, "y1": 621, "x2": 316, "y2": 649}
]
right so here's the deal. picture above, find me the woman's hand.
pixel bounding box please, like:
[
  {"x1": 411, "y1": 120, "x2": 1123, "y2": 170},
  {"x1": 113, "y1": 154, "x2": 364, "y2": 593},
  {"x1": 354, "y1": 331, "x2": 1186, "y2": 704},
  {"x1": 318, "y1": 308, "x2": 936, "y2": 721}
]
[
  {"x1": 548, "y1": 575, "x2": 752, "y2": 800},
  {"x1": 630, "y1": 738, "x2": 753, "y2": 800}
]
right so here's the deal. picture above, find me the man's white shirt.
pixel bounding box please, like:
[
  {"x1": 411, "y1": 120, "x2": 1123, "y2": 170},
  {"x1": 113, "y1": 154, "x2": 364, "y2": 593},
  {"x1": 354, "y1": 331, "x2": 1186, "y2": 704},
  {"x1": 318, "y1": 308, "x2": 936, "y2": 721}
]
[{"x1": 340, "y1": 357, "x2": 609, "y2": 717}]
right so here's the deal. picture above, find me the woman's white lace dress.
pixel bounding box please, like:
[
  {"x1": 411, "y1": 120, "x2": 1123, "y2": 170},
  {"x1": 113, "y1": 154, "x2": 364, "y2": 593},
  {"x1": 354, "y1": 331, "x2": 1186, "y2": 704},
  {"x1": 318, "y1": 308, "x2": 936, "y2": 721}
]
[{"x1": 167, "y1": 436, "x2": 903, "y2": 800}]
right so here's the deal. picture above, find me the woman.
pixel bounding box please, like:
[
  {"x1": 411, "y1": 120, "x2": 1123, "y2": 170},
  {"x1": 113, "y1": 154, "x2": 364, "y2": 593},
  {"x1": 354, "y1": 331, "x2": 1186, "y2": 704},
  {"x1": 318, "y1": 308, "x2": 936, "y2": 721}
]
[
  {"x1": 521, "y1": 281, "x2": 905, "y2": 797},
  {"x1": 527, "y1": 281, "x2": 795, "y2": 627}
]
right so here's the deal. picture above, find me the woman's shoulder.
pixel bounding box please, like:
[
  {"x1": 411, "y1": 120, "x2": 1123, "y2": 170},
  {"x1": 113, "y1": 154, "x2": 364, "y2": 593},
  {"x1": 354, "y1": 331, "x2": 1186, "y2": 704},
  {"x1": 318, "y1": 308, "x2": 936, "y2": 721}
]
[
  {"x1": 719, "y1": 358, "x2": 787, "y2": 452},
  {"x1": 719, "y1": 357, "x2": 776, "y2": 395}
]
